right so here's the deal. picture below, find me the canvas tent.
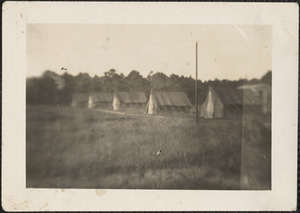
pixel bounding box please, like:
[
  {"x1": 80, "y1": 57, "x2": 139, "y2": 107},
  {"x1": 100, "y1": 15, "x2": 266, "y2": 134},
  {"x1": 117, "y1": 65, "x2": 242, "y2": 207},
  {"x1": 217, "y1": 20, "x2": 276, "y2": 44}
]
[
  {"x1": 237, "y1": 84, "x2": 271, "y2": 114},
  {"x1": 88, "y1": 92, "x2": 113, "y2": 109},
  {"x1": 200, "y1": 87, "x2": 243, "y2": 118},
  {"x1": 71, "y1": 93, "x2": 89, "y2": 108},
  {"x1": 112, "y1": 92, "x2": 147, "y2": 111},
  {"x1": 145, "y1": 92, "x2": 192, "y2": 114}
]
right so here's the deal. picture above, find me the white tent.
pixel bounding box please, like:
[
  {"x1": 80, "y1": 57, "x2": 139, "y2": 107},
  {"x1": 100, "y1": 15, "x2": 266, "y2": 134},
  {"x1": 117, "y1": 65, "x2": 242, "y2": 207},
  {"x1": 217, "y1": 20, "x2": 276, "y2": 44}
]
[
  {"x1": 200, "y1": 87, "x2": 243, "y2": 118},
  {"x1": 145, "y1": 92, "x2": 192, "y2": 114},
  {"x1": 112, "y1": 93, "x2": 121, "y2": 111}
]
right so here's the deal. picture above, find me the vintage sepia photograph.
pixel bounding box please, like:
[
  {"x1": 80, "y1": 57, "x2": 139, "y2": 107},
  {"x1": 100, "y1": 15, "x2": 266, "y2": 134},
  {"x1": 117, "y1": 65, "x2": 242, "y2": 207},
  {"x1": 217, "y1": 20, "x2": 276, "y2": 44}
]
[
  {"x1": 26, "y1": 24, "x2": 272, "y2": 190},
  {"x1": 3, "y1": 2, "x2": 298, "y2": 211}
]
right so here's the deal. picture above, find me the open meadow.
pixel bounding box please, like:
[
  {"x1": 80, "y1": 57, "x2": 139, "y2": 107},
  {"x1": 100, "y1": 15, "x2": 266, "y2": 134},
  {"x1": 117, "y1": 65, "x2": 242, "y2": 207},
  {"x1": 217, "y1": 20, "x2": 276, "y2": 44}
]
[{"x1": 26, "y1": 105, "x2": 271, "y2": 190}]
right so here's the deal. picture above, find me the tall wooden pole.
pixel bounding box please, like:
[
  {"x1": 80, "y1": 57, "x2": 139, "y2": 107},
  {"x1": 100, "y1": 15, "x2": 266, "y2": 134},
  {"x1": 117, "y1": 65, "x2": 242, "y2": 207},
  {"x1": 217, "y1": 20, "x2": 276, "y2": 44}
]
[{"x1": 195, "y1": 42, "x2": 198, "y2": 124}]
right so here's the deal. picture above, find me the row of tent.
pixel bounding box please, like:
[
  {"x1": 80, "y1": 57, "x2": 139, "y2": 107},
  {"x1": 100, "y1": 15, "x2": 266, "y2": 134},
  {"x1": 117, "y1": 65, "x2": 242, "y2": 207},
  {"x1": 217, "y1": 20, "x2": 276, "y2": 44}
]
[
  {"x1": 71, "y1": 91, "x2": 192, "y2": 114},
  {"x1": 71, "y1": 83, "x2": 271, "y2": 117}
]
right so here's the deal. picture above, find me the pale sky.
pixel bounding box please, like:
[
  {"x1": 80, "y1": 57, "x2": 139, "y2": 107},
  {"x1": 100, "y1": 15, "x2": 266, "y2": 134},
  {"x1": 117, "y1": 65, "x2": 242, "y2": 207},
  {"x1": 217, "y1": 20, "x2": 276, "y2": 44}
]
[{"x1": 27, "y1": 24, "x2": 271, "y2": 81}]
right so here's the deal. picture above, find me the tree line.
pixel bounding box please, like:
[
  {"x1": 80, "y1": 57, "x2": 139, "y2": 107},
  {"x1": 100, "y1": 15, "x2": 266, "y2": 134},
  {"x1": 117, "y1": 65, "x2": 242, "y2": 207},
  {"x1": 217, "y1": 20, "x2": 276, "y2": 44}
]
[{"x1": 26, "y1": 69, "x2": 271, "y2": 106}]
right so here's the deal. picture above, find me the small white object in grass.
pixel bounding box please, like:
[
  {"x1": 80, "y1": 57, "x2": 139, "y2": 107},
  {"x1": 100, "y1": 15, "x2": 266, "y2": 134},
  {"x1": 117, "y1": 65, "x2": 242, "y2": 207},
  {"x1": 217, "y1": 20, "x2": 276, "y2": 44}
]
[{"x1": 156, "y1": 150, "x2": 162, "y2": 156}]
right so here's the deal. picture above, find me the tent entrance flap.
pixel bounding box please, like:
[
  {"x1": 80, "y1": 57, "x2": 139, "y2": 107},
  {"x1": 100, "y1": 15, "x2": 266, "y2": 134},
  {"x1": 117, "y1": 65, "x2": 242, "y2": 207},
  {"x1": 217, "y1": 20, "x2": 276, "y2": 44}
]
[
  {"x1": 206, "y1": 90, "x2": 214, "y2": 118},
  {"x1": 113, "y1": 94, "x2": 120, "y2": 111}
]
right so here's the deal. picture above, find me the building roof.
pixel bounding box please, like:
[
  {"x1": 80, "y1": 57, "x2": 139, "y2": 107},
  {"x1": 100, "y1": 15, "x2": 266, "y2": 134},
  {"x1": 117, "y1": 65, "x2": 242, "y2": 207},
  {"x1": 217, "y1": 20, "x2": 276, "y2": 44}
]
[
  {"x1": 237, "y1": 83, "x2": 271, "y2": 91},
  {"x1": 238, "y1": 84, "x2": 271, "y2": 106},
  {"x1": 115, "y1": 92, "x2": 147, "y2": 104},
  {"x1": 92, "y1": 92, "x2": 113, "y2": 103},
  {"x1": 213, "y1": 87, "x2": 263, "y2": 106},
  {"x1": 152, "y1": 92, "x2": 192, "y2": 107},
  {"x1": 213, "y1": 88, "x2": 244, "y2": 105},
  {"x1": 72, "y1": 93, "x2": 89, "y2": 102}
]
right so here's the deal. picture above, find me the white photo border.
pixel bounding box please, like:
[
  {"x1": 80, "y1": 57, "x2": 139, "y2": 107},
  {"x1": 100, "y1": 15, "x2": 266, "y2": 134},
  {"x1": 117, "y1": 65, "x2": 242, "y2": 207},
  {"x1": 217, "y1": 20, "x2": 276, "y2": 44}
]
[{"x1": 2, "y1": 2, "x2": 298, "y2": 211}]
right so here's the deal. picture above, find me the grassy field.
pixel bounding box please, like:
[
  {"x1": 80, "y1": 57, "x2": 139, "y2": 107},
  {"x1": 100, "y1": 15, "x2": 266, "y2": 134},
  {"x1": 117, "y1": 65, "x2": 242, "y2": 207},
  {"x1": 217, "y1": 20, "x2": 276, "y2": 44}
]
[{"x1": 26, "y1": 105, "x2": 271, "y2": 189}]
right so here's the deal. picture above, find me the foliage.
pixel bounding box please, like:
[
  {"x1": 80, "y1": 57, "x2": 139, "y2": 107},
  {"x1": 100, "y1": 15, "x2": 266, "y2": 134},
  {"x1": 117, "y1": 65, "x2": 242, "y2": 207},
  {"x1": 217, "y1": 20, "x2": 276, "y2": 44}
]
[
  {"x1": 26, "y1": 72, "x2": 62, "y2": 105},
  {"x1": 26, "y1": 69, "x2": 272, "y2": 105},
  {"x1": 260, "y1": 70, "x2": 272, "y2": 85}
]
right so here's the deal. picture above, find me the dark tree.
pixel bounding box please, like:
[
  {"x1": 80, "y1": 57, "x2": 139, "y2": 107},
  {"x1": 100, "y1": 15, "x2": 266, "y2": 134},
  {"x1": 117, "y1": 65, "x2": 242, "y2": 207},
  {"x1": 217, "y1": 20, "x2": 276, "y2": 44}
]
[
  {"x1": 261, "y1": 70, "x2": 272, "y2": 85},
  {"x1": 126, "y1": 70, "x2": 148, "y2": 92},
  {"x1": 166, "y1": 74, "x2": 182, "y2": 91},
  {"x1": 92, "y1": 75, "x2": 102, "y2": 92},
  {"x1": 26, "y1": 74, "x2": 60, "y2": 105},
  {"x1": 100, "y1": 69, "x2": 128, "y2": 92},
  {"x1": 74, "y1": 73, "x2": 93, "y2": 92},
  {"x1": 150, "y1": 72, "x2": 168, "y2": 91},
  {"x1": 61, "y1": 72, "x2": 75, "y2": 104}
]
